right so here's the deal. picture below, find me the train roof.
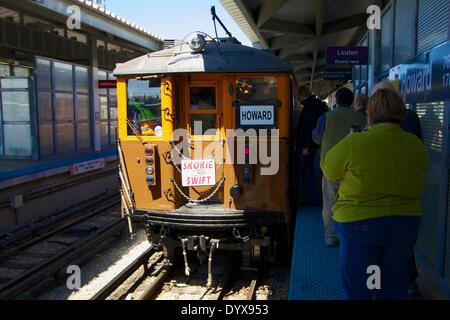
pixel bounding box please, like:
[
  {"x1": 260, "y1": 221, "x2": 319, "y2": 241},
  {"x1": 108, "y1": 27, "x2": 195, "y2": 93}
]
[{"x1": 113, "y1": 39, "x2": 292, "y2": 76}]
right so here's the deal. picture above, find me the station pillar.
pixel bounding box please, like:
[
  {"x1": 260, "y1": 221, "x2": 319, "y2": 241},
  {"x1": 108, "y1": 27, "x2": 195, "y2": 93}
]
[
  {"x1": 368, "y1": 0, "x2": 382, "y2": 93},
  {"x1": 90, "y1": 35, "x2": 101, "y2": 152}
]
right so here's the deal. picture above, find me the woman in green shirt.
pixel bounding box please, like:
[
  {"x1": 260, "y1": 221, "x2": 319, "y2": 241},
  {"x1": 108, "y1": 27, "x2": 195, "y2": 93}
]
[{"x1": 322, "y1": 89, "x2": 429, "y2": 300}]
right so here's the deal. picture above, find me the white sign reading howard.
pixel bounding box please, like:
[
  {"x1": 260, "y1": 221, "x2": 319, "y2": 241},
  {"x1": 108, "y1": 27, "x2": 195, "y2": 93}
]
[
  {"x1": 239, "y1": 105, "x2": 275, "y2": 126},
  {"x1": 181, "y1": 159, "x2": 216, "y2": 187}
]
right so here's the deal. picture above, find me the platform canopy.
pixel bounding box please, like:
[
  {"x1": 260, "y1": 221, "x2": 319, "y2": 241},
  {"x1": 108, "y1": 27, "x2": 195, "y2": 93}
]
[{"x1": 220, "y1": 0, "x2": 387, "y2": 98}]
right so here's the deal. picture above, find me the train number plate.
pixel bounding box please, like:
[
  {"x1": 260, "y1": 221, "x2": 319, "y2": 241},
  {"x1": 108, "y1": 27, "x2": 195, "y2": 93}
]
[{"x1": 181, "y1": 159, "x2": 216, "y2": 187}]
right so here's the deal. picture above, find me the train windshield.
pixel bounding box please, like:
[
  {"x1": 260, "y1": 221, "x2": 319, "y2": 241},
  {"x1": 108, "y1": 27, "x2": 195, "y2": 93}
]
[
  {"x1": 236, "y1": 77, "x2": 277, "y2": 104},
  {"x1": 190, "y1": 86, "x2": 217, "y2": 135},
  {"x1": 127, "y1": 79, "x2": 162, "y2": 137}
]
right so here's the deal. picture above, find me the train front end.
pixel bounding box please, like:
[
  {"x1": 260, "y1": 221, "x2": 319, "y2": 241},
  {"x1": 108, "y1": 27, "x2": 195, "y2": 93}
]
[{"x1": 114, "y1": 34, "x2": 293, "y2": 269}]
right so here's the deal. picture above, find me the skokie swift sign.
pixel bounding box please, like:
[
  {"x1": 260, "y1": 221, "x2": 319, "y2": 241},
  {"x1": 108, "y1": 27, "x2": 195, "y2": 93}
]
[{"x1": 181, "y1": 159, "x2": 216, "y2": 187}]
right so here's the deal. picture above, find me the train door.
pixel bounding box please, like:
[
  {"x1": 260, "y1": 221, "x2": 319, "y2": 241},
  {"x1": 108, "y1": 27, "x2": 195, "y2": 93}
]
[
  {"x1": 183, "y1": 76, "x2": 224, "y2": 203},
  {"x1": 226, "y1": 74, "x2": 291, "y2": 213}
]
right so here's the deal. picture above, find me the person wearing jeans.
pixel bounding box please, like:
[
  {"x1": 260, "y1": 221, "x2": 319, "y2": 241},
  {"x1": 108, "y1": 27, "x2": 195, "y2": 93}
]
[
  {"x1": 333, "y1": 217, "x2": 421, "y2": 299},
  {"x1": 321, "y1": 88, "x2": 429, "y2": 299},
  {"x1": 372, "y1": 80, "x2": 424, "y2": 297},
  {"x1": 321, "y1": 177, "x2": 339, "y2": 245},
  {"x1": 312, "y1": 87, "x2": 366, "y2": 246}
]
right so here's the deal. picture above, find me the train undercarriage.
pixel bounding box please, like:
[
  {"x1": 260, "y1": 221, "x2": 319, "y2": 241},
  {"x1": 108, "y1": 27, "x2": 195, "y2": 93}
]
[{"x1": 130, "y1": 203, "x2": 287, "y2": 286}]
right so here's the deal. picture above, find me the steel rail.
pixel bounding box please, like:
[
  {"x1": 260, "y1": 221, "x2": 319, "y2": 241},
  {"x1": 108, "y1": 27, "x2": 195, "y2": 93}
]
[
  {"x1": 90, "y1": 245, "x2": 161, "y2": 300},
  {"x1": 245, "y1": 270, "x2": 261, "y2": 300},
  {"x1": 137, "y1": 263, "x2": 175, "y2": 300},
  {"x1": 205, "y1": 258, "x2": 235, "y2": 300}
]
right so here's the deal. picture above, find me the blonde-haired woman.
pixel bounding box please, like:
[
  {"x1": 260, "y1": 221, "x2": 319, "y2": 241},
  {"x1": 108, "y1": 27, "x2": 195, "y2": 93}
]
[{"x1": 321, "y1": 89, "x2": 428, "y2": 300}]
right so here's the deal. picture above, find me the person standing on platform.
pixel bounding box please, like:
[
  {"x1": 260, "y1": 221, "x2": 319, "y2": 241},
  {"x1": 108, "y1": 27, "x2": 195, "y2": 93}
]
[
  {"x1": 295, "y1": 85, "x2": 326, "y2": 207},
  {"x1": 371, "y1": 80, "x2": 424, "y2": 298},
  {"x1": 322, "y1": 88, "x2": 428, "y2": 300},
  {"x1": 312, "y1": 87, "x2": 366, "y2": 246},
  {"x1": 354, "y1": 93, "x2": 369, "y2": 128},
  {"x1": 354, "y1": 93, "x2": 369, "y2": 115}
]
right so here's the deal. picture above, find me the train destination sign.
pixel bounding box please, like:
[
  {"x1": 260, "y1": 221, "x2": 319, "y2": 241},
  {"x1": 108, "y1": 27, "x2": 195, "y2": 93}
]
[
  {"x1": 326, "y1": 46, "x2": 369, "y2": 65},
  {"x1": 389, "y1": 41, "x2": 450, "y2": 103},
  {"x1": 239, "y1": 105, "x2": 275, "y2": 127},
  {"x1": 181, "y1": 159, "x2": 216, "y2": 187}
]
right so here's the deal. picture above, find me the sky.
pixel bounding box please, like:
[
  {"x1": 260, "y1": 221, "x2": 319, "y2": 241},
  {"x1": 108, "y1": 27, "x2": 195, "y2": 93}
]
[{"x1": 105, "y1": 0, "x2": 252, "y2": 46}]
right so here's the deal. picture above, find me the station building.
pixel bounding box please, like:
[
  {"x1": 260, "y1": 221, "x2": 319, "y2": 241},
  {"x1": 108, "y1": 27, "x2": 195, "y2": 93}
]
[
  {"x1": 0, "y1": 0, "x2": 162, "y2": 234},
  {"x1": 221, "y1": 0, "x2": 450, "y2": 298}
]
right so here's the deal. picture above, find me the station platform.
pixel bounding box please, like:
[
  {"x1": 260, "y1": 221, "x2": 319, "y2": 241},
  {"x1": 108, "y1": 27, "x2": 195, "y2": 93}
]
[
  {"x1": 288, "y1": 207, "x2": 444, "y2": 300},
  {"x1": 0, "y1": 148, "x2": 120, "y2": 234},
  {"x1": 288, "y1": 207, "x2": 343, "y2": 300},
  {"x1": 0, "y1": 149, "x2": 118, "y2": 187}
]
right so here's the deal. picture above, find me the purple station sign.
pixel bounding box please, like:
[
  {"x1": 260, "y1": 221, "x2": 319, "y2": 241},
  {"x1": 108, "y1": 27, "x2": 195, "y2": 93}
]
[{"x1": 326, "y1": 46, "x2": 369, "y2": 65}]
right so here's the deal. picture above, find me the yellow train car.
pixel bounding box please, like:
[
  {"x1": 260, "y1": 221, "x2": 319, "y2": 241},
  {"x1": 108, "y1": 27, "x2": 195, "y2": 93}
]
[{"x1": 114, "y1": 33, "x2": 294, "y2": 272}]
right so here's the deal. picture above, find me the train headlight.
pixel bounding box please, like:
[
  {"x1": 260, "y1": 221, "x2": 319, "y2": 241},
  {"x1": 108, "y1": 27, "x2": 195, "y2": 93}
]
[
  {"x1": 146, "y1": 176, "x2": 155, "y2": 185},
  {"x1": 189, "y1": 34, "x2": 206, "y2": 53},
  {"x1": 144, "y1": 144, "x2": 157, "y2": 186},
  {"x1": 145, "y1": 146, "x2": 154, "y2": 156},
  {"x1": 243, "y1": 164, "x2": 252, "y2": 185},
  {"x1": 146, "y1": 156, "x2": 154, "y2": 165},
  {"x1": 230, "y1": 184, "x2": 243, "y2": 200}
]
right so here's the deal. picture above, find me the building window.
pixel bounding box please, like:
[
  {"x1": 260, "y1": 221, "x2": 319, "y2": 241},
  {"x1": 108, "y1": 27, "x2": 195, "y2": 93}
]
[
  {"x1": 99, "y1": 71, "x2": 118, "y2": 146},
  {"x1": 67, "y1": 30, "x2": 87, "y2": 44},
  {"x1": 23, "y1": 15, "x2": 53, "y2": 33},
  {"x1": 0, "y1": 63, "x2": 32, "y2": 77},
  {"x1": 0, "y1": 73, "x2": 34, "y2": 158},
  {"x1": 54, "y1": 62, "x2": 73, "y2": 92},
  {"x1": 36, "y1": 57, "x2": 92, "y2": 157},
  {"x1": 0, "y1": 6, "x2": 20, "y2": 23}
]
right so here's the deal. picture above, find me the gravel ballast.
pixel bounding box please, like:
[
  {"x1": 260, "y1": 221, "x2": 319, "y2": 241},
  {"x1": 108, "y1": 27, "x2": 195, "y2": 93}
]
[{"x1": 37, "y1": 230, "x2": 150, "y2": 300}]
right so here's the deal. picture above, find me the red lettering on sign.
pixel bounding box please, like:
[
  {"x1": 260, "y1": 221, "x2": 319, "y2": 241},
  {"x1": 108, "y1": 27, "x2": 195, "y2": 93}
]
[{"x1": 181, "y1": 159, "x2": 216, "y2": 187}]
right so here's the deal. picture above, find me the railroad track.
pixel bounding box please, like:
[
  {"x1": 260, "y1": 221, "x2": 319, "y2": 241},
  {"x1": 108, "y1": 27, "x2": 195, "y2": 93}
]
[
  {"x1": 0, "y1": 193, "x2": 120, "y2": 253},
  {"x1": 91, "y1": 248, "x2": 261, "y2": 301},
  {"x1": 0, "y1": 196, "x2": 124, "y2": 300}
]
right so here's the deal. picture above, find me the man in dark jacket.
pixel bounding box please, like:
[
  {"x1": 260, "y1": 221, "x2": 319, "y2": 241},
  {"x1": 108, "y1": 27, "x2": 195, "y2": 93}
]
[{"x1": 295, "y1": 85, "x2": 326, "y2": 206}]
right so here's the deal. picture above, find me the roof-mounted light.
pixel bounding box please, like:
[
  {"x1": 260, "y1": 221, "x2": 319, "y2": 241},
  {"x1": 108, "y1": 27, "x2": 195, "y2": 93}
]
[{"x1": 189, "y1": 34, "x2": 206, "y2": 53}]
